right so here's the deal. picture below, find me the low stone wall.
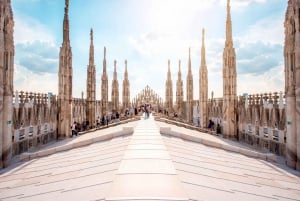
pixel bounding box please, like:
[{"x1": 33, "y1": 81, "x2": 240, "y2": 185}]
[
  {"x1": 156, "y1": 116, "x2": 285, "y2": 157},
  {"x1": 239, "y1": 131, "x2": 286, "y2": 156},
  {"x1": 155, "y1": 117, "x2": 216, "y2": 135},
  {"x1": 159, "y1": 127, "x2": 280, "y2": 163},
  {"x1": 18, "y1": 126, "x2": 135, "y2": 162}
]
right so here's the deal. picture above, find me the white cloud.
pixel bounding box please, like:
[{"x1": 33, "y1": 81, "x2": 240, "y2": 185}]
[
  {"x1": 219, "y1": 0, "x2": 267, "y2": 7},
  {"x1": 237, "y1": 64, "x2": 284, "y2": 95},
  {"x1": 14, "y1": 13, "x2": 55, "y2": 44},
  {"x1": 13, "y1": 12, "x2": 59, "y2": 94},
  {"x1": 14, "y1": 64, "x2": 57, "y2": 94},
  {"x1": 237, "y1": 15, "x2": 284, "y2": 45}
]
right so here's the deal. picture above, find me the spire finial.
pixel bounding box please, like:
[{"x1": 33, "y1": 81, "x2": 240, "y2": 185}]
[
  {"x1": 188, "y1": 47, "x2": 192, "y2": 73},
  {"x1": 227, "y1": 0, "x2": 231, "y2": 18},
  {"x1": 65, "y1": 0, "x2": 69, "y2": 16},
  {"x1": 226, "y1": 0, "x2": 233, "y2": 47},
  {"x1": 104, "y1": 46, "x2": 106, "y2": 59},
  {"x1": 90, "y1": 28, "x2": 93, "y2": 42},
  {"x1": 63, "y1": 0, "x2": 70, "y2": 42},
  {"x1": 201, "y1": 28, "x2": 206, "y2": 67},
  {"x1": 202, "y1": 28, "x2": 205, "y2": 45}
]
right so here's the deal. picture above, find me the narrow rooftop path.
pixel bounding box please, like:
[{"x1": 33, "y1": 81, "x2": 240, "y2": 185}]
[{"x1": 105, "y1": 115, "x2": 189, "y2": 201}]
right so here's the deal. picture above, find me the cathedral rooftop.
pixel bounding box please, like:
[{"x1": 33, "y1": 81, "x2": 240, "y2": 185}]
[{"x1": 0, "y1": 117, "x2": 299, "y2": 201}]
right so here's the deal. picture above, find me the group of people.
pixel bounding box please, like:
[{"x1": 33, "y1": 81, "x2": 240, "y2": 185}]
[
  {"x1": 96, "y1": 112, "x2": 120, "y2": 127},
  {"x1": 142, "y1": 104, "x2": 151, "y2": 119},
  {"x1": 208, "y1": 119, "x2": 221, "y2": 134}
]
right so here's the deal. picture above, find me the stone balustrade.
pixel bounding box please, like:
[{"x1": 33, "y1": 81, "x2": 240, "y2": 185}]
[{"x1": 207, "y1": 91, "x2": 286, "y2": 156}]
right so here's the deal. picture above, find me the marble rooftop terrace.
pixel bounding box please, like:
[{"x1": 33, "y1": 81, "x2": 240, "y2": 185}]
[{"x1": 0, "y1": 115, "x2": 300, "y2": 201}]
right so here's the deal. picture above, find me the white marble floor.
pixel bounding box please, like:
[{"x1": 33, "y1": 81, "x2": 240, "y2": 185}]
[{"x1": 0, "y1": 115, "x2": 299, "y2": 201}]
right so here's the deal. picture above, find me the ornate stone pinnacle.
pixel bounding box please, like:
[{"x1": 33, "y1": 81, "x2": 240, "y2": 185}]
[
  {"x1": 66, "y1": 0, "x2": 69, "y2": 10},
  {"x1": 90, "y1": 28, "x2": 93, "y2": 42}
]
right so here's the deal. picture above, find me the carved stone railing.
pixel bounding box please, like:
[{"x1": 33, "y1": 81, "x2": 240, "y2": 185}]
[{"x1": 208, "y1": 92, "x2": 286, "y2": 156}]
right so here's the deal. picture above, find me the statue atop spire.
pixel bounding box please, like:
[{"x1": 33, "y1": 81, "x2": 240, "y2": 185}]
[
  {"x1": 113, "y1": 60, "x2": 117, "y2": 79},
  {"x1": 90, "y1": 28, "x2": 93, "y2": 42},
  {"x1": 201, "y1": 28, "x2": 206, "y2": 67},
  {"x1": 89, "y1": 28, "x2": 94, "y2": 65},
  {"x1": 188, "y1": 47, "x2": 192, "y2": 73},
  {"x1": 225, "y1": 0, "x2": 233, "y2": 47},
  {"x1": 202, "y1": 28, "x2": 205, "y2": 45},
  {"x1": 63, "y1": 0, "x2": 70, "y2": 42},
  {"x1": 65, "y1": 0, "x2": 69, "y2": 11}
]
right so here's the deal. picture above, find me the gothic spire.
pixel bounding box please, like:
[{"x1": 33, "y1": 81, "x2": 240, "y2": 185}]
[
  {"x1": 58, "y1": 0, "x2": 73, "y2": 138},
  {"x1": 168, "y1": 59, "x2": 171, "y2": 78},
  {"x1": 113, "y1": 60, "x2": 117, "y2": 80},
  {"x1": 201, "y1": 28, "x2": 206, "y2": 67},
  {"x1": 124, "y1": 60, "x2": 128, "y2": 78},
  {"x1": 103, "y1": 46, "x2": 107, "y2": 74},
  {"x1": 63, "y1": 0, "x2": 70, "y2": 43},
  {"x1": 188, "y1": 47, "x2": 192, "y2": 73},
  {"x1": 89, "y1": 28, "x2": 94, "y2": 65},
  {"x1": 225, "y1": 0, "x2": 233, "y2": 47},
  {"x1": 178, "y1": 60, "x2": 181, "y2": 80}
]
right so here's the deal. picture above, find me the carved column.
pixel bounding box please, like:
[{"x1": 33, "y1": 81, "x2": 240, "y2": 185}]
[
  {"x1": 284, "y1": 0, "x2": 300, "y2": 169},
  {"x1": 0, "y1": 0, "x2": 14, "y2": 167},
  {"x1": 58, "y1": 0, "x2": 73, "y2": 138}
]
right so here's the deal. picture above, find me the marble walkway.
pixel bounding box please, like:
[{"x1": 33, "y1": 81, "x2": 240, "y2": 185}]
[{"x1": 0, "y1": 115, "x2": 299, "y2": 201}]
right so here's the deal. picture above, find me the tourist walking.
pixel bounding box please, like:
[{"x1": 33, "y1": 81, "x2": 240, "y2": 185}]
[{"x1": 71, "y1": 122, "x2": 77, "y2": 137}]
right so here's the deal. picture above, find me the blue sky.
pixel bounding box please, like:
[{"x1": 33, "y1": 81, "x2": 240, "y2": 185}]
[{"x1": 12, "y1": 0, "x2": 286, "y2": 101}]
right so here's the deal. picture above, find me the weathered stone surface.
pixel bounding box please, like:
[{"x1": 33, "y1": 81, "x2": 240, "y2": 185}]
[
  {"x1": 111, "y1": 60, "x2": 119, "y2": 113},
  {"x1": 0, "y1": 0, "x2": 14, "y2": 167},
  {"x1": 58, "y1": 0, "x2": 73, "y2": 138},
  {"x1": 186, "y1": 48, "x2": 193, "y2": 123},
  {"x1": 284, "y1": 0, "x2": 300, "y2": 170},
  {"x1": 199, "y1": 28, "x2": 208, "y2": 129},
  {"x1": 86, "y1": 28, "x2": 96, "y2": 128},
  {"x1": 222, "y1": 0, "x2": 237, "y2": 139},
  {"x1": 122, "y1": 60, "x2": 130, "y2": 112},
  {"x1": 101, "y1": 47, "x2": 109, "y2": 115},
  {"x1": 165, "y1": 60, "x2": 173, "y2": 113}
]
